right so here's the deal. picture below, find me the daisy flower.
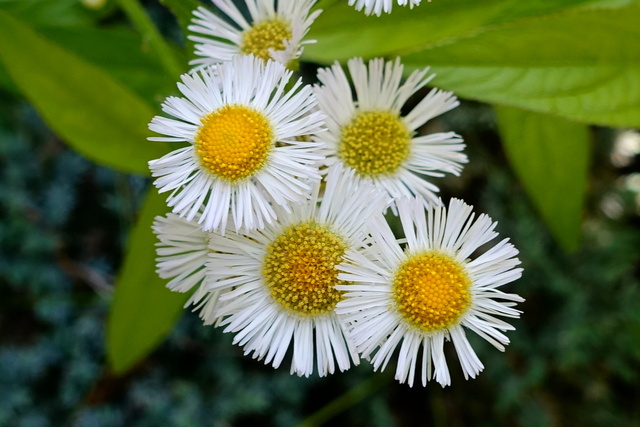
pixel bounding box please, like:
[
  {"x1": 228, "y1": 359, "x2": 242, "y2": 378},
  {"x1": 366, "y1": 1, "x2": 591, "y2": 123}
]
[
  {"x1": 153, "y1": 213, "x2": 223, "y2": 322},
  {"x1": 314, "y1": 57, "x2": 467, "y2": 207},
  {"x1": 200, "y1": 165, "x2": 389, "y2": 377},
  {"x1": 148, "y1": 54, "x2": 325, "y2": 233},
  {"x1": 336, "y1": 197, "x2": 524, "y2": 387},
  {"x1": 189, "y1": 0, "x2": 321, "y2": 68},
  {"x1": 348, "y1": 0, "x2": 425, "y2": 16},
  {"x1": 154, "y1": 212, "x2": 209, "y2": 295}
]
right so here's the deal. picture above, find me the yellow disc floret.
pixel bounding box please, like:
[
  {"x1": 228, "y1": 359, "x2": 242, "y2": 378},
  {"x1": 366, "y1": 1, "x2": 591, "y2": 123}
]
[
  {"x1": 262, "y1": 222, "x2": 347, "y2": 316},
  {"x1": 392, "y1": 251, "x2": 472, "y2": 332},
  {"x1": 241, "y1": 19, "x2": 292, "y2": 62},
  {"x1": 339, "y1": 111, "x2": 411, "y2": 177},
  {"x1": 195, "y1": 104, "x2": 273, "y2": 182}
]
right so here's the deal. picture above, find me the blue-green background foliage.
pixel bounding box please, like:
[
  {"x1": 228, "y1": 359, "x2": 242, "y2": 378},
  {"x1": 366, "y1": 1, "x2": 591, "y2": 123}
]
[{"x1": 0, "y1": 0, "x2": 639, "y2": 425}]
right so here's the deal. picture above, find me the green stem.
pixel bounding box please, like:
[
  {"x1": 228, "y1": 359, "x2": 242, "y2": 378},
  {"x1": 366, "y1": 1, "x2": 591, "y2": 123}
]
[
  {"x1": 296, "y1": 374, "x2": 391, "y2": 427},
  {"x1": 115, "y1": 0, "x2": 183, "y2": 78}
]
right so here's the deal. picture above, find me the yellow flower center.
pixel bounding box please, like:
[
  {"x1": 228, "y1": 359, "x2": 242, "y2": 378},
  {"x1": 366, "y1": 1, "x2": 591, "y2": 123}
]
[
  {"x1": 339, "y1": 111, "x2": 411, "y2": 177},
  {"x1": 392, "y1": 251, "x2": 472, "y2": 332},
  {"x1": 194, "y1": 104, "x2": 273, "y2": 182},
  {"x1": 262, "y1": 222, "x2": 347, "y2": 316},
  {"x1": 241, "y1": 19, "x2": 293, "y2": 62}
]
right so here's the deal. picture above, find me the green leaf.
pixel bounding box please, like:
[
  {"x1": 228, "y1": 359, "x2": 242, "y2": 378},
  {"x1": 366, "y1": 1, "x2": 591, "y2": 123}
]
[
  {"x1": 39, "y1": 26, "x2": 178, "y2": 102},
  {"x1": 306, "y1": 1, "x2": 640, "y2": 127},
  {"x1": 0, "y1": 60, "x2": 17, "y2": 94},
  {"x1": 107, "y1": 189, "x2": 189, "y2": 374},
  {"x1": 495, "y1": 106, "x2": 591, "y2": 251},
  {"x1": 0, "y1": 0, "x2": 106, "y2": 27},
  {"x1": 402, "y1": 5, "x2": 640, "y2": 127},
  {"x1": 305, "y1": 0, "x2": 605, "y2": 62},
  {"x1": 0, "y1": 10, "x2": 171, "y2": 174}
]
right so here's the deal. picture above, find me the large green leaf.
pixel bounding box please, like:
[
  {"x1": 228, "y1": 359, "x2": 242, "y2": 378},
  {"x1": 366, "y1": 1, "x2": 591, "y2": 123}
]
[
  {"x1": 107, "y1": 189, "x2": 190, "y2": 374},
  {"x1": 402, "y1": 5, "x2": 640, "y2": 127},
  {"x1": 305, "y1": 1, "x2": 640, "y2": 128},
  {"x1": 495, "y1": 107, "x2": 591, "y2": 251},
  {"x1": 38, "y1": 27, "x2": 178, "y2": 103},
  {"x1": 0, "y1": 10, "x2": 170, "y2": 175},
  {"x1": 305, "y1": 0, "x2": 607, "y2": 62}
]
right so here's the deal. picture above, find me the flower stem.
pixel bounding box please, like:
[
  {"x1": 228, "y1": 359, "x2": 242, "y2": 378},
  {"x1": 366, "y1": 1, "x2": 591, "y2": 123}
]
[
  {"x1": 115, "y1": 0, "x2": 183, "y2": 78},
  {"x1": 296, "y1": 374, "x2": 391, "y2": 427}
]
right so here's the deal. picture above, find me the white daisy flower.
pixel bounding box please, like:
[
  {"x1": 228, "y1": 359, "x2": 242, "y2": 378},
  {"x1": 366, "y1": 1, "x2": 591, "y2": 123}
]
[
  {"x1": 188, "y1": 0, "x2": 321, "y2": 68},
  {"x1": 200, "y1": 165, "x2": 390, "y2": 377},
  {"x1": 153, "y1": 213, "x2": 223, "y2": 322},
  {"x1": 348, "y1": 0, "x2": 425, "y2": 16},
  {"x1": 148, "y1": 54, "x2": 325, "y2": 233},
  {"x1": 314, "y1": 57, "x2": 467, "y2": 207},
  {"x1": 153, "y1": 213, "x2": 209, "y2": 295},
  {"x1": 336, "y1": 197, "x2": 524, "y2": 387}
]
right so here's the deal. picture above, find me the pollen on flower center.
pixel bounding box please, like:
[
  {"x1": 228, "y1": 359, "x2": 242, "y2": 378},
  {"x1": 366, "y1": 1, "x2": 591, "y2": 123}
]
[
  {"x1": 392, "y1": 251, "x2": 472, "y2": 332},
  {"x1": 262, "y1": 222, "x2": 347, "y2": 316},
  {"x1": 339, "y1": 111, "x2": 411, "y2": 177},
  {"x1": 241, "y1": 19, "x2": 293, "y2": 61},
  {"x1": 195, "y1": 104, "x2": 273, "y2": 182}
]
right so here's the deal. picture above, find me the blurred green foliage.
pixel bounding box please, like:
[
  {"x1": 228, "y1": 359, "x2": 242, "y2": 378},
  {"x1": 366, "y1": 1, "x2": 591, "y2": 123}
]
[
  {"x1": 1, "y1": 0, "x2": 639, "y2": 425},
  {"x1": 0, "y1": 10, "x2": 171, "y2": 175}
]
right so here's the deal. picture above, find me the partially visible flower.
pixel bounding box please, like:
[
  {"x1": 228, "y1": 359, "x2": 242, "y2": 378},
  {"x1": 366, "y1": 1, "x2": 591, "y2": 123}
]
[
  {"x1": 348, "y1": 0, "x2": 424, "y2": 16},
  {"x1": 314, "y1": 57, "x2": 466, "y2": 208},
  {"x1": 154, "y1": 212, "x2": 209, "y2": 294},
  {"x1": 200, "y1": 165, "x2": 389, "y2": 377},
  {"x1": 336, "y1": 197, "x2": 524, "y2": 387},
  {"x1": 189, "y1": 0, "x2": 321, "y2": 69},
  {"x1": 153, "y1": 213, "x2": 222, "y2": 321},
  {"x1": 148, "y1": 54, "x2": 325, "y2": 233}
]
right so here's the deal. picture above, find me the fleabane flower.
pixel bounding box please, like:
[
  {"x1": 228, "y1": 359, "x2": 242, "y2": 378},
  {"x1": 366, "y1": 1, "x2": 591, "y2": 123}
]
[
  {"x1": 336, "y1": 197, "x2": 524, "y2": 387},
  {"x1": 348, "y1": 0, "x2": 424, "y2": 16},
  {"x1": 200, "y1": 165, "x2": 389, "y2": 377},
  {"x1": 314, "y1": 57, "x2": 466, "y2": 207},
  {"x1": 154, "y1": 212, "x2": 209, "y2": 295},
  {"x1": 148, "y1": 54, "x2": 325, "y2": 233},
  {"x1": 189, "y1": 0, "x2": 321, "y2": 69},
  {"x1": 153, "y1": 213, "x2": 222, "y2": 321}
]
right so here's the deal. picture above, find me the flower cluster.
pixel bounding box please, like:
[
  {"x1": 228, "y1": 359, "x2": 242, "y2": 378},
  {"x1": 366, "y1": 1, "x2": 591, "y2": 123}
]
[{"x1": 148, "y1": 0, "x2": 523, "y2": 387}]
